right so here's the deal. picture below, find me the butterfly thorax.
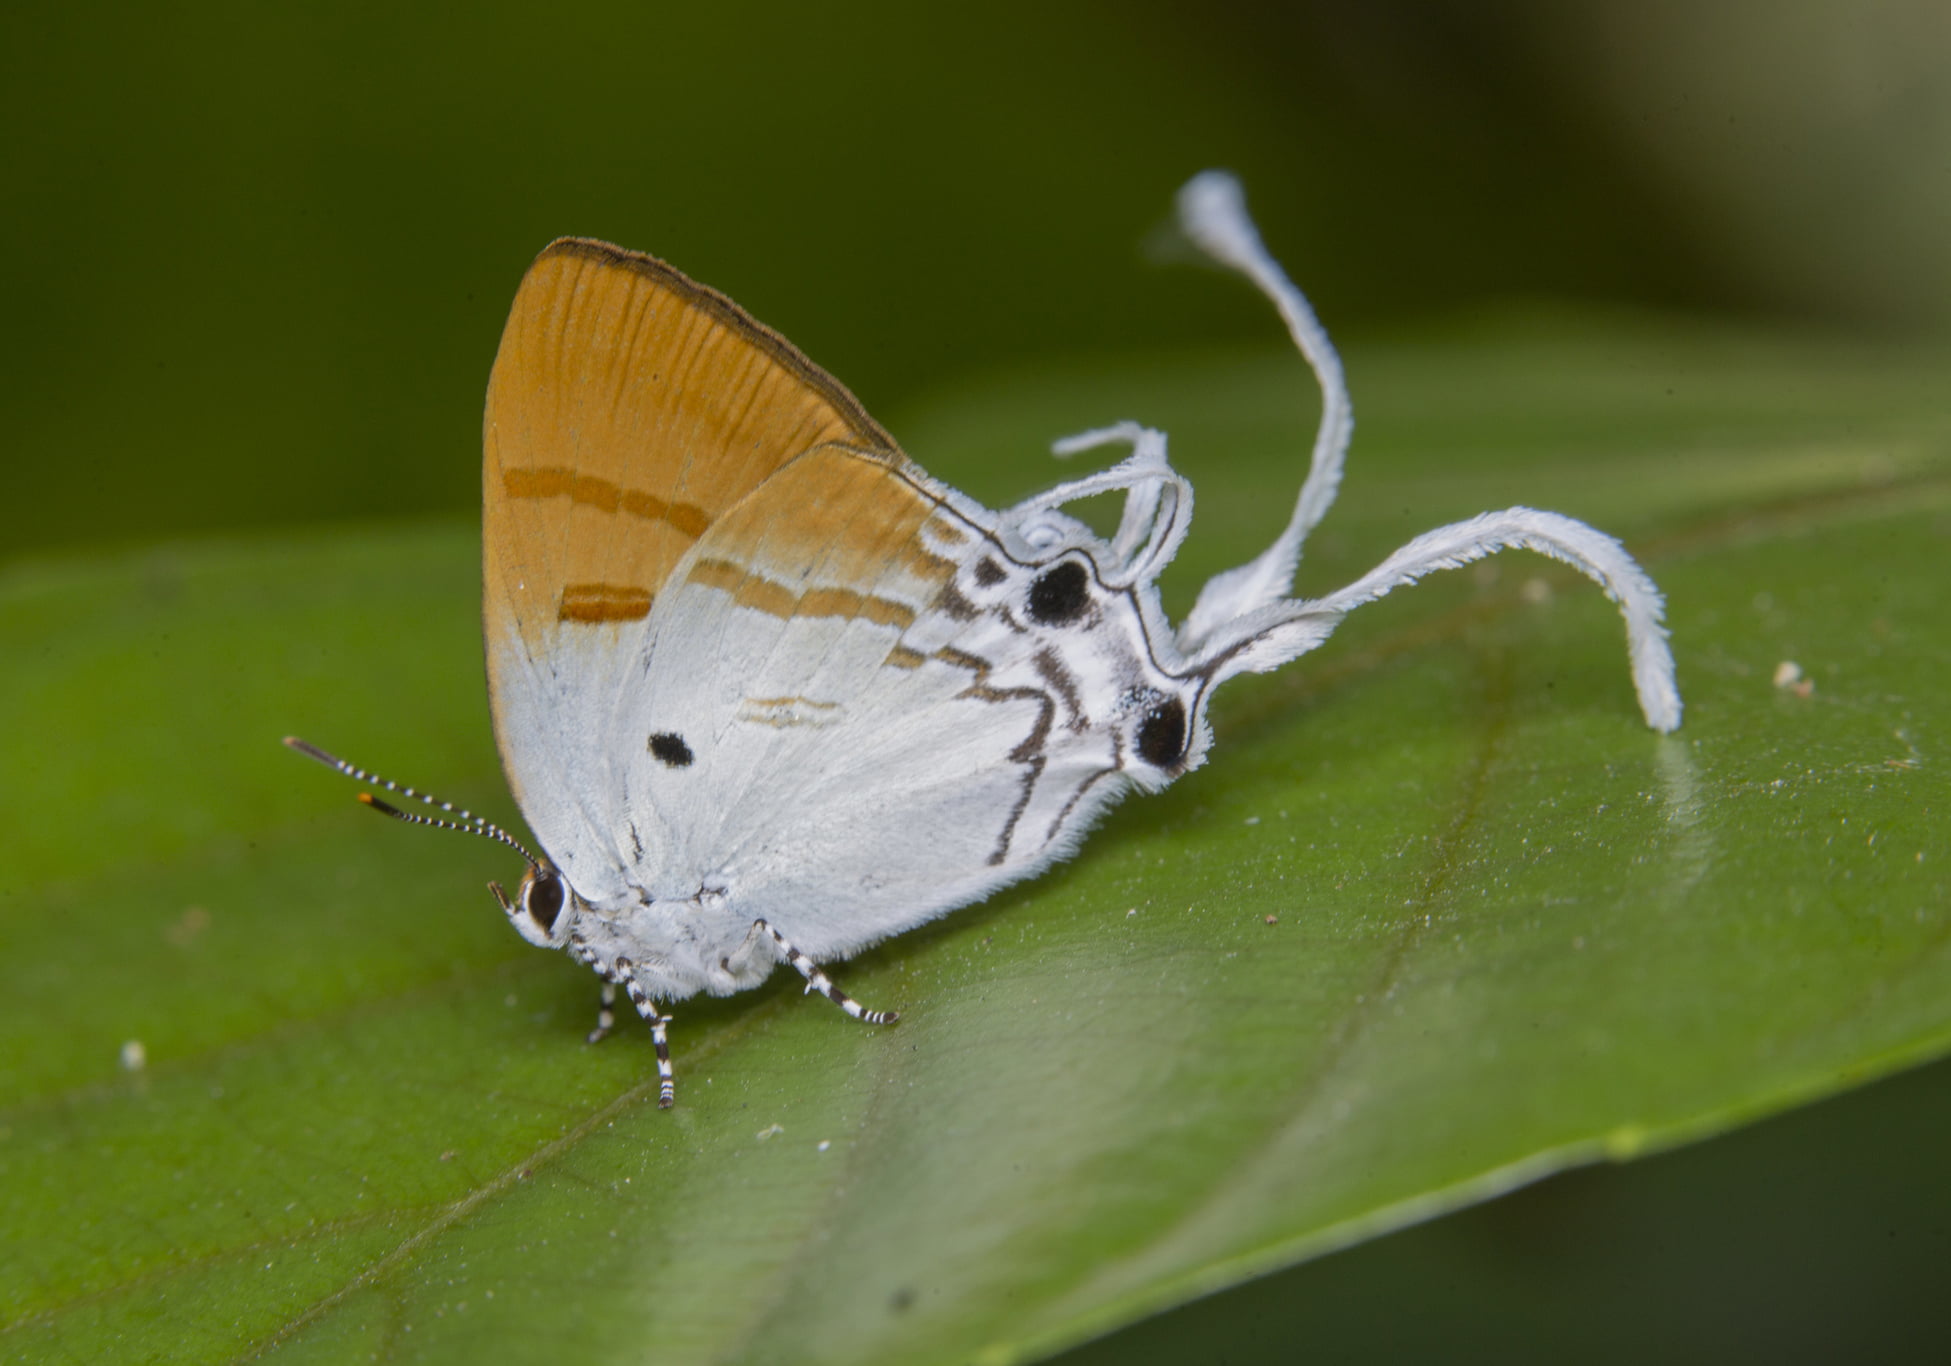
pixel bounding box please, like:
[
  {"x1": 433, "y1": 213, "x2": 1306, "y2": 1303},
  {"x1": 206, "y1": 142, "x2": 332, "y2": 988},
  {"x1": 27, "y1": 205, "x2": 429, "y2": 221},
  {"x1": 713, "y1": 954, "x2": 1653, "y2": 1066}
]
[{"x1": 506, "y1": 859, "x2": 780, "y2": 1001}]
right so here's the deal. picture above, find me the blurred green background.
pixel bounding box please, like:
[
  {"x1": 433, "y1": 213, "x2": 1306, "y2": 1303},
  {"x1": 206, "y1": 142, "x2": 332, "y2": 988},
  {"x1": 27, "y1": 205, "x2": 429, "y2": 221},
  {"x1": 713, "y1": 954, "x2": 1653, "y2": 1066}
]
[
  {"x1": 7, "y1": 0, "x2": 1947, "y2": 561},
  {"x1": 4, "y1": 0, "x2": 1948, "y2": 1360}
]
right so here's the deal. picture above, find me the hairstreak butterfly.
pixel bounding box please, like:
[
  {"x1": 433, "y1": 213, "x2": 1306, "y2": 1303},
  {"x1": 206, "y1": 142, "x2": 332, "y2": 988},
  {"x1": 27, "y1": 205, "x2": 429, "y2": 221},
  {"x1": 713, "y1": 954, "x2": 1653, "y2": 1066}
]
[{"x1": 291, "y1": 172, "x2": 1680, "y2": 1107}]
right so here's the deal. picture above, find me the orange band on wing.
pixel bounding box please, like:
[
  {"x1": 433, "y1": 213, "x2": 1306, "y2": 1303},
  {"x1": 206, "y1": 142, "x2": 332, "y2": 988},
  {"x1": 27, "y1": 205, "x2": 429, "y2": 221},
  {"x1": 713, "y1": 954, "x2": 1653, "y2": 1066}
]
[
  {"x1": 687, "y1": 556, "x2": 919, "y2": 629},
  {"x1": 799, "y1": 585, "x2": 916, "y2": 630},
  {"x1": 558, "y1": 582, "x2": 654, "y2": 622},
  {"x1": 687, "y1": 557, "x2": 799, "y2": 619},
  {"x1": 504, "y1": 467, "x2": 713, "y2": 540}
]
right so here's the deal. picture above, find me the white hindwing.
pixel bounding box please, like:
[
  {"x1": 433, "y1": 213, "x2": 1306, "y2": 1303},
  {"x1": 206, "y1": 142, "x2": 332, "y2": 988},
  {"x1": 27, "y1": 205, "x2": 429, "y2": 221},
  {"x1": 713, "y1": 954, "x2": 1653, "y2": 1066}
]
[{"x1": 598, "y1": 440, "x2": 1205, "y2": 972}]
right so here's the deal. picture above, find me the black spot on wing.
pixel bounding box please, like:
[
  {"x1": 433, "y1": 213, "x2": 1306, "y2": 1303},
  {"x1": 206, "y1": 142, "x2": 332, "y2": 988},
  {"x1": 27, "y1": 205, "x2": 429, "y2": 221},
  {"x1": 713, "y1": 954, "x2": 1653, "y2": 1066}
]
[
  {"x1": 1136, "y1": 697, "x2": 1188, "y2": 768},
  {"x1": 649, "y1": 732, "x2": 694, "y2": 767},
  {"x1": 1028, "y1": 560, "x2": 1089, "y2": 626}
]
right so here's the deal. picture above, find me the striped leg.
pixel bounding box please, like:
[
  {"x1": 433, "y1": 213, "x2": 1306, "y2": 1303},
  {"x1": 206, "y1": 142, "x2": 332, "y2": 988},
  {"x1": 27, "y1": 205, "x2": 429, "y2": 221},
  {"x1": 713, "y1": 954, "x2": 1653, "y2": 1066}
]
[
  {"x1": 757, "y1": 920, "x2": 900, "y2": 1025},
  {"x1": 613, "y1": 958, "x2": 677, "y2": 1109},
  {"x1": 568, "y1": 935, "x2": 614, "y2": 1044},
  {"x1": 587, "y1": 980, "x2": 618, "y2": 1045}
]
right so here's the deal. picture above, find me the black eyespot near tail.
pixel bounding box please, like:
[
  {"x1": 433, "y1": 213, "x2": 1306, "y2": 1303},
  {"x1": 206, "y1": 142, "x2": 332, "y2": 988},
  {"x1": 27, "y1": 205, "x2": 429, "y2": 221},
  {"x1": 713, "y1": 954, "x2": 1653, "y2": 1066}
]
[{"x1": 1136, "y1": 696, "x2": 1188, "y2": 768}]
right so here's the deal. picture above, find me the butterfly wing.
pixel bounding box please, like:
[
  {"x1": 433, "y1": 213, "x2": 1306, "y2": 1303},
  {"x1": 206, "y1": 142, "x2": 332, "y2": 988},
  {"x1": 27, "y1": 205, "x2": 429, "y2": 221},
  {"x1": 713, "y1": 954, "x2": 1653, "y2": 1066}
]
[
  {"x1": 483, "y1": 239, "x2": 900, "y2": 893},
  {"x1": 618, "y1": 442, "x2": 1183, "y2": 960}
]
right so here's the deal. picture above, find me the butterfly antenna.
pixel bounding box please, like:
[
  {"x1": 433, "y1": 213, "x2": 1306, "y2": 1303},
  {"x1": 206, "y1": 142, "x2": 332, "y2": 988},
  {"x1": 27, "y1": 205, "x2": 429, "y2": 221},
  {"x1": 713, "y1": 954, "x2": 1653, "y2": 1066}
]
[{"x1": 283, "y1": 736, "x2": 541, "y2": 866}]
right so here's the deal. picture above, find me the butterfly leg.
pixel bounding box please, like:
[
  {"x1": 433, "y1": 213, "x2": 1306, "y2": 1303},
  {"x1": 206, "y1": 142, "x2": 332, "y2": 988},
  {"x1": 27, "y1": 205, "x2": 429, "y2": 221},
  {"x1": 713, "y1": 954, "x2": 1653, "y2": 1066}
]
[
  {"x1": 568, "y1": 938, "x2": 620, "y2": 1045},
  {"x1": 720, "y1": 919, "x2": 771, "y2": 980},
  {"x1": 755, "y1": 920, "x2": 900, "y2": 1025},
  {"x1": 587, "y1": 980, "x2": 618, "y2": 1045},
  {"x1": 599, "y1": 955, "x2": 676, "y2": 1108}
]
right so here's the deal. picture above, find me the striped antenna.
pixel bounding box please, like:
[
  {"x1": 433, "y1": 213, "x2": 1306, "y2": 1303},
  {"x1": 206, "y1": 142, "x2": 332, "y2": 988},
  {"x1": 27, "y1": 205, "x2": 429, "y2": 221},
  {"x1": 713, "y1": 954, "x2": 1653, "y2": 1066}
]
[{"x1": 283, "y1": 736, "x2": 540, "y2": 866}]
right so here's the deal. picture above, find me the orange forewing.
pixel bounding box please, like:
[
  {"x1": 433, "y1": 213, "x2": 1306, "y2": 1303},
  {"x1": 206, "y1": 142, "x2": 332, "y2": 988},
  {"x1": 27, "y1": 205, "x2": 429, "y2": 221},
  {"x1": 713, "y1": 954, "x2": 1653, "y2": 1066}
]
[{"x1": 482, "y1": 238, "x2": 902, "y2": 673}]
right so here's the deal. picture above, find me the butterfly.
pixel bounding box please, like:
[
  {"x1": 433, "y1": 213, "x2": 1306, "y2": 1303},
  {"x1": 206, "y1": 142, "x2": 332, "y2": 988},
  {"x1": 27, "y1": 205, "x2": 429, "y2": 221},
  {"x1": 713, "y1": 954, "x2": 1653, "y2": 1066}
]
[{"x1": 290, "y1": 172, "x2": 1681, "y2": 1107}]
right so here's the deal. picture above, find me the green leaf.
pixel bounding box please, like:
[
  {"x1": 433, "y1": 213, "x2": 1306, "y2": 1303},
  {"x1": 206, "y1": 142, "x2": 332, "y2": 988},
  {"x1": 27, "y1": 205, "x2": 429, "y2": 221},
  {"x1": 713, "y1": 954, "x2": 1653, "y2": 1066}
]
[{"x1": 3, "y1": 311, "x2": 1947, "y2": 1364}]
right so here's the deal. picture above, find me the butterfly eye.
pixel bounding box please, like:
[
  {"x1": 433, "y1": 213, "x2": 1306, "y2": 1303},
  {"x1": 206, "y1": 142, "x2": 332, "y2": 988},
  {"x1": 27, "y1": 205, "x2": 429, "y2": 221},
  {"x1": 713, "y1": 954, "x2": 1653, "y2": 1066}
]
[
  {"x1": 1027, "y1": 560, "x2": 1090, "y2": 626},
  {"x1": 524, "y1": 872, "x2": 566, "y2": 933},
  {"x1": 1136, "y1": 696, "x2": 1189, "y2": 768}
]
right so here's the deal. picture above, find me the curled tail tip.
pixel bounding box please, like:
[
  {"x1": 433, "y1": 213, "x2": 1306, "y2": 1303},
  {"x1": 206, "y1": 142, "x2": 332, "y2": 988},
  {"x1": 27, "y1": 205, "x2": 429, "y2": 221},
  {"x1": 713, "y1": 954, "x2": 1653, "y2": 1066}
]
[
  {"x1": 1636, "y1": 658, "x2": 1684, "y2": 733},
  {"x1": 1176, "y1": 171, "x2": 1250, "y2": 248},
  {"x1": 1644, "y1": 699, "x2": 1684, "y2": 734},
  {"x1": 1647, "y1": 688, "x2": 1685, "y2": 734},
  {"x1": 1178, "y1": 168, "x2": 1243, "y2": 211}
]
